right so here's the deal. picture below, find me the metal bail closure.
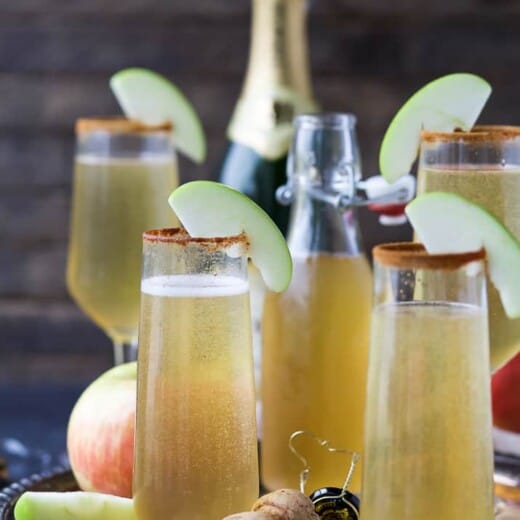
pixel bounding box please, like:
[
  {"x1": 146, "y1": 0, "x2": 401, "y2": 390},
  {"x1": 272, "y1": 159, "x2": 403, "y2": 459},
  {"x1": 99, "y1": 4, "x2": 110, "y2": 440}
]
[{"x1": 288, "y1": 430, "x2": 361, "y2": 519}]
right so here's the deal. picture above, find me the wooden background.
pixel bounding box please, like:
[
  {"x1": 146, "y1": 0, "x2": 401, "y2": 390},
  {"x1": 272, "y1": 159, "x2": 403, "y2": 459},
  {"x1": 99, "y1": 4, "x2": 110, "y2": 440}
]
[{"x1": 2, "y1": 0, "x2": 520, "y2": 385}]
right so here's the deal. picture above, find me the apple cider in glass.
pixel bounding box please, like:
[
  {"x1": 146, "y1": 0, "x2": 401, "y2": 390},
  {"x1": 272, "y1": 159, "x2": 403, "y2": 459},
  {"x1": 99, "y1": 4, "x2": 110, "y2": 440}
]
[
  {"x1": 134, "y1": 229, "x2": 258, "y2": 520},
  {"x1": 262, "y1": 253, "x2": 371, "y2": 492},
  {"x1": 417, "y1": 126, "x2": 520, "y2": 370},
  {"x1": 364, "y1": 302, "x2": 493, "y2": 519}
]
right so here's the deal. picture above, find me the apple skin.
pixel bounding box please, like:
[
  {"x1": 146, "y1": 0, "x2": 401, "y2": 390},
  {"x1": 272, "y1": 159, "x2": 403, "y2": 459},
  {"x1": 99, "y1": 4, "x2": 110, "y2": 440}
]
[
  {"x1": 492, "y1": 352, "x2": 520, "y2": 434},
  {"x1": 67, "y1": 362, "x2": 136, "y2": 498}
]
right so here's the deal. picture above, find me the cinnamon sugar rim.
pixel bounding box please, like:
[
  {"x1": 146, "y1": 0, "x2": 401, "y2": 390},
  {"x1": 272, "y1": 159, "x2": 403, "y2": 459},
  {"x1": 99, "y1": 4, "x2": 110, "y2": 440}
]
[
  {"x1": 76, "y1": 117, "x2": 172, "y2": 135},
  {"x1": 421, "y1": 125, "x2": 520, "y2": 144},
  {"x1": 373, "y1": 242, "x2": 486, "y2": 270},
  {"x1": 143, "y1": 228, "x2": 249, "y2": 250}
]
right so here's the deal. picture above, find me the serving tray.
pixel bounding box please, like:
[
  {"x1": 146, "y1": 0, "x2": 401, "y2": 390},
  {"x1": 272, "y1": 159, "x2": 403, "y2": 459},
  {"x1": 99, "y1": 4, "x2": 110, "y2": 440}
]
[
  {"x1": 0, "y1": 467, "x2": 78, "y2": 519},
  {"x1": 0, "y1": 465, "x2": 518, "y2": 519}
]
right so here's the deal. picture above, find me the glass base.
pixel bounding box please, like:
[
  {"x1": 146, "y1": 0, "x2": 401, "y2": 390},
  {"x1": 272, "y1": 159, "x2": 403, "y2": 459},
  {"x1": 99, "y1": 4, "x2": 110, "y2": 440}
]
[
  {"x1": 113, "y1": 340, "x2": 138, "y2": 366},
  {"x1": 494, "y1": 428, "x2": 520, "y2": 510}
]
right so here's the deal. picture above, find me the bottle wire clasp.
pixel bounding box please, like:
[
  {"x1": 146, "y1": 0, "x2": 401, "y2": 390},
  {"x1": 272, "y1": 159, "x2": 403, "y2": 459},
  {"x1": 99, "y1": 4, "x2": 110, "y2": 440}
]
[
  {"x1": 277, "y1": 174, "x2": 416, "y2": 226},
  {"x1": 288, "y1": 430, "x2": 360, "y2": 497}
]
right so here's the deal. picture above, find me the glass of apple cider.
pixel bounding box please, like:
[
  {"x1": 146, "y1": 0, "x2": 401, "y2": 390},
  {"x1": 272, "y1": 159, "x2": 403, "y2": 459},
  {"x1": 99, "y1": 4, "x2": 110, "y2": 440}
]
[
  {"x1": 362, "y1": 242, "x2": 494, "y2": 520},
  {"x1": 133, "y1": 228, "x2": 259, "y2": 520},
  {"x1": 417, "y1": 126, "x2": 520, "y2": 371},
  {"x1": 66, "y1": 118, "x2": 179, "y2": 365}
]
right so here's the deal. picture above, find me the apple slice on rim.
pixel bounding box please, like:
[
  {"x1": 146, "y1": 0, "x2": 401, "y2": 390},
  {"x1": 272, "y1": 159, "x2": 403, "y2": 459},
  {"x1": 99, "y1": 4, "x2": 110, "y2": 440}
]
[
  {"x1": 14, "y1": 492, "x2": 135, "y2": 520},
  {"x1": 405, "y1": 192, "x2": 520, "y2": 319},
  {"x1": 110, "y1": 68, "x2": 206, "y2": 164},
  {"x1": 169, "y1": 181, "x2": 292, "y2": 293},
  {"x1": 380, "y1": 73, "x2": 492, "y2": 183}
]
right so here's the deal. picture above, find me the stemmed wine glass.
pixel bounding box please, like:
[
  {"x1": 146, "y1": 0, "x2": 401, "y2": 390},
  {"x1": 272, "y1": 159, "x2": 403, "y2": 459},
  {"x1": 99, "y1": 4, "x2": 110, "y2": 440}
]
[{"x1": 66, "y1": 117, "x2": 178, "y2": 365}]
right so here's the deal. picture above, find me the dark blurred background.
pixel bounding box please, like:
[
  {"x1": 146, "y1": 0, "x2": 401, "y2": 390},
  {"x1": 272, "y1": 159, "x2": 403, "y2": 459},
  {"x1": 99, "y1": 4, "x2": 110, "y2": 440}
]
[{"x1": 1, "y1": 0, "x2": 520, "y2": 386}]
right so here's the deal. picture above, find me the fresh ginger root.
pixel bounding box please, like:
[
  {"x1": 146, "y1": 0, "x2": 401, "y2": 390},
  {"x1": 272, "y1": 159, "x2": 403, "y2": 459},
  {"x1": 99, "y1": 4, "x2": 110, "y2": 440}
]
[
  {"x1": 222, "y1": 489, "x2": 319, "y2": 520},
  {"x1": 253, "y1": 489, "x2": 319, "y2": 519}
]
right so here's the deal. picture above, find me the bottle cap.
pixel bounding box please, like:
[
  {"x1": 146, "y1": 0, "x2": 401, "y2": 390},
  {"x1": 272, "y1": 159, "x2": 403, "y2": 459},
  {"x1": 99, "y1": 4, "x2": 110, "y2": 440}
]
[{"x1": 310, "y1": 486, "x2": 360, "y2": 519}]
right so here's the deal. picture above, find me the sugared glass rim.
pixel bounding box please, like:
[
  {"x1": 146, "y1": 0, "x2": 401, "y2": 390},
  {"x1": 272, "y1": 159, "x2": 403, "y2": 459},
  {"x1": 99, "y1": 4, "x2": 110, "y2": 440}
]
[
  {"x1": 373, "y1": 242, "x2": 485, "y2": 270},
  {"x1": 76, "y1": 117, "x2": 172, "y2": 135},
  {"x1": 421, "y1": 125, "x2": 520, "y2": 144},
  {"x1": 143, "y1": 228, "x2": 249, "y2": 250}
]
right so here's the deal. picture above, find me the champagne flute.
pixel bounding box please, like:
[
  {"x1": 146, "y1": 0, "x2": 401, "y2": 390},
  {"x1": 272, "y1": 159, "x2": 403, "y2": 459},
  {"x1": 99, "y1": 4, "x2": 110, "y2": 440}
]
[
  {"x1": 417, "y1": 126, "x2": 520, "y2": 371},
  {"x1": 363, "y1": 243, "x2": 494, "y2": 519},
  {"x1": 66, "y1": 118, "x2": 178, "y2": 365},
  {"x1": 134, "y1": 229, "x2": 258, "y2": 519}
]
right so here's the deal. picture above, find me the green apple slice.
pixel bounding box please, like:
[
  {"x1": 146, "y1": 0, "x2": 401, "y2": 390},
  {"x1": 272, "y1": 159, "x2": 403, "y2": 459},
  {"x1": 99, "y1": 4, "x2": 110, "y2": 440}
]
[
  {"x1": 169, "y1": 181, "x2": 292, "y2": 292},
  {"x1": 380, "y1": 73, "x2": 492, "y2": 183},
  {"x1": 110, "y1": 68, "x2": 206, "y2": 164},
  {"x1": 14, "y1": 492, "x2": 135, "y2": 520},
  {"x1": 405, "y1": 192, "x2": 520, "y2": 318}
]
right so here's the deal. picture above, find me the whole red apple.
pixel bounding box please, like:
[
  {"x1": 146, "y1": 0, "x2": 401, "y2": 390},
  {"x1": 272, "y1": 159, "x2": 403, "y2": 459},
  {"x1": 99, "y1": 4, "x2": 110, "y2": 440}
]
[
  {"x1": 492, "y1": 351, "x2": 520, "y2": 434},
  {"x1": 67, "y1": 362, "x2": 136, "y2": 498}
]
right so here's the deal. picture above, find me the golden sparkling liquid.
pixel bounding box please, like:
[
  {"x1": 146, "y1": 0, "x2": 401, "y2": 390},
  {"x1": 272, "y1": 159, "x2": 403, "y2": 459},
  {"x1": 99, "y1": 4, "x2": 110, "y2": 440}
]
[
  {"x1": 66, "y1": 156, "x2": 178, "y2": 344},
  {"x1": 362, "y1": 302, "x2": 494, "y2": 520},
  {"x1": 134, "y1": 275, "x2": 259, "y2": 520},
  {"x1": 418, "y1": 167, "x2": 520, "y2": 370},
  {"x1": 261, "y1": 254, "x2": 372, "y2": 493}
]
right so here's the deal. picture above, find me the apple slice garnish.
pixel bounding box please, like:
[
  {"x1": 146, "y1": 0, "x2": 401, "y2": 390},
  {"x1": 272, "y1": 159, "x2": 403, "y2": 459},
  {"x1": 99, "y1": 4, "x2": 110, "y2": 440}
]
[
  {"x1": 169, "y1": 181, "x2": 292, "y2": 293},
  {"x1": 406, "y1": 192, "x2": 520, "y2": 319},
  {"x1": 380, "y1": 73, "x2": 492, "y2": 183},
  {"x1": 110, "y1": 68, "x2": 206, "y2": 164},
  {"x1": 14, "y1": 492, "x2": 135, "y2": 520}
]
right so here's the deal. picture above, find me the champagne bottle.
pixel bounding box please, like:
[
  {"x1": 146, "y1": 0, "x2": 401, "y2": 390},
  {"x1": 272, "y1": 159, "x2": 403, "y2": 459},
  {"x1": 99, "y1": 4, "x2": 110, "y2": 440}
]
[{"x1": 218, "y1": 0, "x2": 318, "y2": 235}]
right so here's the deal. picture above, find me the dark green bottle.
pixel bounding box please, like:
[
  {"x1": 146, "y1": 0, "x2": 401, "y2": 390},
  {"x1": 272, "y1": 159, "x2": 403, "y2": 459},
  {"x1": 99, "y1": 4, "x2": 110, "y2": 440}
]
[{"x1": 218, "y1": 0, "x2": 318, "y2": 235}]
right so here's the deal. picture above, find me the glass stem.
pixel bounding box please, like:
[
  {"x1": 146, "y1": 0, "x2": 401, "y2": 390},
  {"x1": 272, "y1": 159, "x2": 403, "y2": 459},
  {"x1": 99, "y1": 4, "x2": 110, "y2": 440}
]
[{"x1": 113, "y1": 339, "x2": 138, "y2": 365}]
